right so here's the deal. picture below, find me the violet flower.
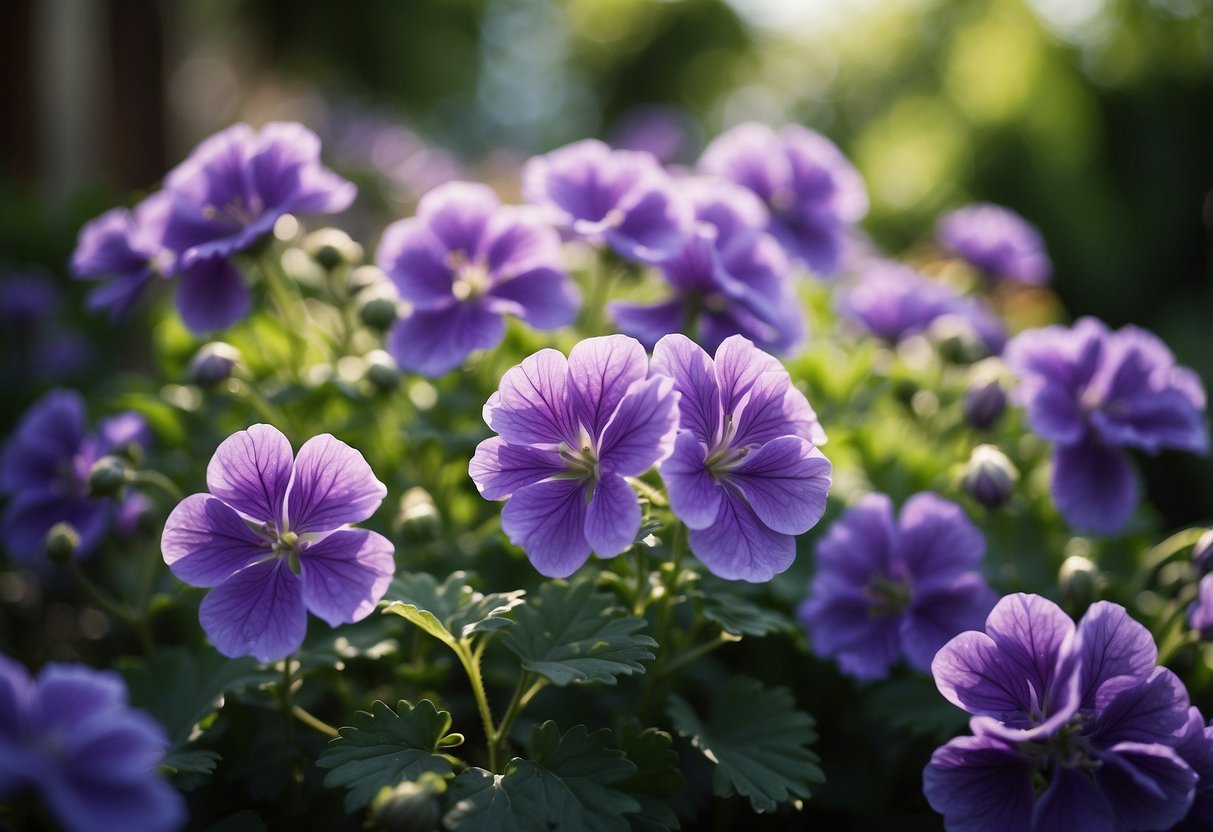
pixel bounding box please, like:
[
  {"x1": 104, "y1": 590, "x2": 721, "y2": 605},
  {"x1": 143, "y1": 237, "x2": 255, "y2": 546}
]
[
  {"x1": 522, "y1": 139, "x2": 693, "y2": 263},
  {"x1": 0, "y1": 655, "x2": 184, "y2": 832},
  {"x1": 0, "y1": 269, "x2": 60, "y2": 333},
  {"x1": 698, "y1": 122, "x2": 867, "y2": 277},
  {"x1": 161, "y1": 424, "x2": 394, "y2": 661},
  {"x1": 377, "y1": 181, "x2": 580, "y2": 377},
  {"x1": 799, "y1": 492, "x2": 995, "y2": 679},
  {"x1": 653, "y1": 334, "x2": 831, "y2": 582},
  {"x1": 836, "y1": 260, "x2": 1006, "y2": 355},
  {"x1": 1, "y1": 390, "x2": 150, "y2": 560},
  {"x1": 1005, "y1": 318, "x2": 1208, "y2": 535},
  {"x1": 71, "y1": 193, "x2": 171, "y2": 321},
  {"x1": 937, "y1": 202, "x2": 1052, "y2": 285},
  {"x1": 1173, "y1": 707, "x2": 1213, "y2": 831},
  {"x1": 469, "y1": 335, "x2": 679, "y2": 578},
  {"x1": 925, "y1": 594, "x2": 1197, "y2": 831},
  {"x1": 610, "y1": 178, "x2": 805, "y2": 356}
]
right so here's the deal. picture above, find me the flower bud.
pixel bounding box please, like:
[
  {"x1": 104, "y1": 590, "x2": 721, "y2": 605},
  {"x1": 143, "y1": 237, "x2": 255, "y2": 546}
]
[
  {"x1": 963, "y1": 377, "x2": 1006, "y2": 430},
  {"x1": 1059, "y1": 554, "x2": 1100, "y2": 611},
  {"x1": 44, "y1": 522, "x2": 80, "y2": 562},
  {"x1": 369, "y1": 773, "x2": 444, "y2": 832},
  {"x1": 393, "y1": 487, "x2": 440, "y2": 542},
  {"x1": 302, "y1": 228, "x2": 363, "y2": 271},
  {"x1": 188, "y1": 342, "x2": 242, "y2": 388},
  {"x1": 87, "y1": 455, "x2": 130, "y2": 497},
  {"x1": 1193, "y1": 529, "x2": 1213, "y2": 576},
  {"x1": 365, "y1": 350, "x2": 400, "y2": 393},
  {"x1": 360, "y1": 296, "x2": 400, "y2": 332},
  {"x1": 960, "y1": 444, "x2": 1017, "y2": 509},
  {"x1": 929, "y1": 315, "x2": 984, "y2": 364}
]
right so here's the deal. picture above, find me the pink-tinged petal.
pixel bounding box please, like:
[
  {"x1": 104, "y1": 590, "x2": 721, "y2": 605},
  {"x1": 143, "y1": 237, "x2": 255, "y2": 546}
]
[
  {"x1": 376, "y1": 218, "x2": 454, "y2": 309},
  {"x1": 814, "y1": 493, "x2": 896, "y2": 586},
  {"x1": 922, "y1": 734, "x2": 1034, "y2": 832},
  {"x1": 387, "y1": 301, "x2": 505, "y2": 378},
  {"x1": 416, "y1": 181, "x2": 499, "y2": 254},
  {"x1": 299, "y1": 529, "x2": 395, "y2": 626},
  {"x1": 799, "y1": 582, "x2": 902, "y2": 679},
  {"x1": 286, "y1": 434, "x2": 386, "y2": 533},
  {"x1": 902, "y1": 573, "x2": 996, "y2": 674},
  {"x1": 583, "y1": 473, "x2": 641, "y2": 558},
  {"x1": 728, "y1": 437, "x2": 830, "y2": 535},
  {"x1": 713, "y1": 334, "x2": 783, "y2": 415},
  {"x1": 486, "y1": 267, "x2": 579, "y2": 330},
  {"x1": 485, "y1": 349, "x2": 579, "y2": 447},
  {"x1": 1090, "y1": 667, "x2": 1190, "y2": 747},
  {"x1": 469, "y1": 437, "x2": 566, "y2": 500},
  {"x1": 161, "y1": 494, "x2": 270, "y2": 587},
  {"x1": 896, "y1": 493, "x2": 985, "y2": 583},
  {"x1": 1031, "y1": 764, "x2": 1116, "y2": 832},
  {"x1": 501, "y1": 478, "x2": 591, "y2": 578},
  {"x1": 567, "y1": 335, "x2": 648, "y2": 441},
  {"x1": 1075, "y1": 601, "x2": 1158, "y2": 708},
  {"x1": 1051, "y1": 440, "x2": 1138, "y2": 535},
  {"x1": 660, "y1": 430, "x2": 722, "y2": 530},
  {"x1": 651, "y1": 333, "x2": 722, "y2": 447},
  {"x1": 689, "y1": 493, "x2": 794, "y2": 582},
  {"x1": 206, "y1": 424, "x2": 294, "y2": 527},
  {"x1": 1097, "y1": 742, "x2": 1197, "y2": 831},
  {"x1": 199, "y1": 559, "x2": 307, "y2": 662},
  {"x1": 598, "y1": 375, "x2": 680, "y2": 477},
  {"x1": 610, "y1": 299, "x2": 686, "y2": 351},
  {"x1": 174, "y1": 257, "x2": 251, "y2": 333}
]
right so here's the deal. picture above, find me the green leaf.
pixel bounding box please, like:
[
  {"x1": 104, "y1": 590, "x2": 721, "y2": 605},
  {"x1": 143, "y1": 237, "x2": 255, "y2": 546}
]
[
  {"x1": 444, "y1": 722, "x2": 639, "y2": 832},
  {"x1": 203, "y1": 811, "x2": 266, "y2": 832},
  {"x1": 383, "y1": 571, "x2": 525, "y2": 646},
  {"x1": 699, "y1": 581, "x2": 794, "y2": 638},
  {"x1": 317, "y1": 699, "x2": 463, "y2": 812},
  {"x1": 298, "y1": 614, "x2": 401, "y2": 672},
  {"x1": 616, "y1": 720, "x2": 682, "y2": 832},
  {"x1": 504, "y1": 580, "x2": 656, "y2": 686},
  {"x1": 667, "y1": 676, "x2": 823, "y2": 814},
  {"x1": 860, "y1": 676, "x2": 968, "y2": 742},
  {"x1": 162, "y1": 748, "x2": 222, "y2": 776}
]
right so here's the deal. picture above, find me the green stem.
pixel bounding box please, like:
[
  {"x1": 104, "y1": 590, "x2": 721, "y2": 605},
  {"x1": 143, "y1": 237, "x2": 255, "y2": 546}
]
[
  {"x1": 67, "y1": 558, "x2": 152, "y2": 656},
  {"x1": 293, "y1": 705, "x2": 340, "y2": 738},
  {"x1": 633, "y1": 547, "x2": 649, "y2": 616},
  {"x1": 654, "y1": 524, "x2": 687, "y2": 649},
  {"x1": 227, "y1": 379, "x2": 298, "y2": 436},
  {"x1": 1132, "y1": 527, "x2": 1208, "y2": 596},
  {"x1": 128, "y1": 470, "x2": 184, "y2": 502},
  {"x1": 488, "y1": 672, "x2": 544, "y2": 769},
  {"x1": 456, "y1": 642, "x2": 500, "y2": 771},
  {"x1": 259, "y1": 252, "x2": 307, "y2": 379},
  {"x1": 659, "y1": 631, "x2": 742, "y2": 678},
  {"x1": 583, "y1": 260, "x2": 620, "y2": 336}
]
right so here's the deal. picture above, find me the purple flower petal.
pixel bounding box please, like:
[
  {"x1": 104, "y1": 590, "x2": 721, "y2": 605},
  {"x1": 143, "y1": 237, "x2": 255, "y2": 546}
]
[
  {"x1": 376, "y1": 218, "x2": 454, "y2": 309},
  {"x1": 597, "y1": 375, "x2": 679, "y2": 477},
  {"x1": 469, "y1": 437, "x2": 565, "y2": 500},
  {"x1": 174, "y1": 256, "x2": 251, "y2": 333},
  {"x1": 97, "y1": 412, "x2": 150, "y2": 453},
  {"x1": 609, "y1": 299, "x2": 685, "y2": 350},
  {"x1": 714, "y1": 334, "x2": 783, "y2": 416},
  {"x1": 486, "y1": 267, "x2": 579, "y2": 330},
  {"x1": 386, "y1": 300, "x2": 505, "y2": 377},
  {"x1": 298, "y1": 529, "x2": 395, "y2": 626},
  {"x1": 660, "y1": 431, "x2": 722, "y2": 530},
  {"x1": 286, "y1": 434, "x2": 386, "y2": 534},
  {"x1": 688, "y1": 493, "x2": 794, "y2": 582},
  {"x1": 902, "y1": 572, "x2": 997, "y2": 673},
  {"x1": 33, "y1": 664, "x2": 128, "y2": 726},
  {"x1": 1096, "y1": 742, "x2": 1197, "y2": 831},
  {"x1": 922, "y1": 734, "x2": 1034, "y2": 832},
  {"x1": 651, "y1": 333, "x2": 723, "y2": 447},
  {"x1": 415, "y1": 181, "x2": 499, "y2": 256},
  {"x1": 161, "y1": 494, "x2": 270, "y2": 587},
  {"x1": 205, "y1": 423, "x2": 294, "y2": 527},
  {"x1": 813, "y1": 493, "x2": 896, "y2": 586},
  {"x1": 1051, "y1": 439, "x2": 1138, "y2": 535},
  {"x1": 799, "y1": 581, "x2": 903, "y2": 679},
  {"x1": 0, "y1": 389, "x2": 86, "y2": 493},
  {"x1": 1074, "y1": 600, "x2": 1158, "y2": 708},
  {"x1": 728, "y1": 436, "x2": 830, "y2": 535},
  {"x1": 500, "y1": 478, "x2": 591, "y2": 578},
  {"x1": 199, "y1": 559, "x2": 307, "y2": 662},
  {"x1": 896, "y1": 493, "x2": 985, "y2": 584},
  {"x1": 485, "y1": 348, "x2": 579, "y2": 447},
  {"x1": 1030, "y1": 764, "x2": 1116, "y2": 831},
  {"x1": 937, "y1": 203, "x2": 1052, "y2": 285},
  {"x1": 567, "y1": 335, "x2": 648, "y2": 441},
  {"x1": 1, "y1": 491, "x2": 110, "y2": 561},
  {"x1": 605, "y1": 184, "x2": 692, "y2": 263},
  {"x1": 1089, "y1": 668, "x2": 1190, "y2": 747},
  {"x1": 583, "y1": 473, "x2": 641, "y2": 558},
  {"x1": 477, "y1": 205, "x2": 563, "y2": 279}
]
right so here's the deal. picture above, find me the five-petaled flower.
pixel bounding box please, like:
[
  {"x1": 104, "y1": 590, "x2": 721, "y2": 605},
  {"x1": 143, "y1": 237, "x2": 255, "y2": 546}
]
[
  {"x1": 377, "y1": 181, "x2": 580, "y2": 377},
  {"x1": 161, "y1": 424, "x2": 394, "y2": 662},
  {"x1": 469, "y1": 335, "x2": 679, "y2": 578},
  {"x1": 652, "y1": 334, "x2": 831, "y2": 582},
  {"x1": 937, "y1": 202, "x2": 1052, "y2": 285},
  {"x1": 799, "y1": 492, "x2": 995, "y2": 678},
  {"x1": 925, "y1": 594, "x2": 1198, "y2": 831},
  {"x1": 0, "y1": 655, "x2": 184, "y2": 832},
  {"x1": 1005, "y1": 317, "x2": 1208, "y2": 535}
]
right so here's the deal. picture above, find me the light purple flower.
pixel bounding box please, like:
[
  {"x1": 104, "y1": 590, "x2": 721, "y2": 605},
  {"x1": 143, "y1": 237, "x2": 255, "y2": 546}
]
[
  {"x1": 699, "y1": 122, "x2": 867, "y2": 277},
  {"x1": 377, "y1": 181, "x2": 580, "y2": 377},
  {"x1": 0, "y1": 655, "x2": 184, "y2": 832},
  {"x1": 1005, "y1": 318, "x2": 1208, "y2": 534},
  {"x1": 70, "y1": 193, "x2": 171, "y2": 320},
  {"x1": 1, "y1": 390, "x2": 150, "y2": 560},
  {"x1": 938, "y1": 203, "x2": 1052, "y2": 285},
  {"x1": 653, "y1": 334, "x2": 830, "y2": 582},
  {"x1": 161, "y1": 424, "x2": 393, "y2": 662},
  {"x1": 799, "y1": 492, "x2": 994, "y2": 678},
  {"x1": 523, "y1": 139, "x2": 693, "y2": 263},
  {"x1": 924, "y1": 594, "x2": 1197, "y2": 831},
  {"x1": 836, "y1": 260, "x2": 1006, "y2": 354},
  {"x1": 469, "y1": 335, "x2": 679, "y2": 578},
  {"x1": 610, "y1": 178, "x2": 805, "y2": 356}
]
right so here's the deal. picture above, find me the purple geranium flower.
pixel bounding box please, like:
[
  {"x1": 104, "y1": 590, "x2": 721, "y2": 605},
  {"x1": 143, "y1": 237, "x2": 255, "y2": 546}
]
[
  {"x1": 937, "y1": 202, "x2": 1052, "y2": 285},
  {"x1": 377, "y1": 181, "x2": 580, "y2": 377},
  {"x1": 469, "y1": 335, "x2": 679, "y2": 578},
  {"x1": 0, "y1": 655, "x2": 184, "y2": 832},
  {"x1": 652, "y1": 334, "x2": 830, "y2": 582},
  {"x1": 699, "y1": 122, "x2": 867, "y2": 277},
  {"x1": 610, "y1": 178, "x2": 805, "y2": 356},
  {"x1": 836, "y1": 260, "x2": 1006, "y2": 355},
  {"x1": 161, "y1": 424, "x2": 394, "y2": 661},
  {"x1": 71, "y1": 193, "x2": 172, "y2": 320},
  {"x1": 799, "y1": 492, "x2": 995, "y2": 679},
  {"x1": 522, "y1": 139, "x2": 693, "y2": 263},
  {"x1": 1005, "y1": 318, "x2": 1208, "y2": 535},
  {"x1": 925, "y1": 594, "x2": 1197, "y2": 831},
  {"x1": 1, "y1": 390, "x2": 150, "y2": 560},
  {"x1": 1173, "y1": 707, "x2": 1213, "y2": 831}
]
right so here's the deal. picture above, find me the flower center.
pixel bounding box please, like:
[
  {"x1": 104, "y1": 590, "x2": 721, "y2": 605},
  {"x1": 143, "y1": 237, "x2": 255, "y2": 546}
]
[
  {"x1": 864, "y1": 575, "x2": 912, "y2": 617},
  {"x1": 446, "y1": 252, "x2": 491, "y2": 301},
  {"x1": 201, "y1": 194, "x2": 264, "y2": 228},
  {"x1": 272, "y1": 530, "x2": 304, "y2": 574}
]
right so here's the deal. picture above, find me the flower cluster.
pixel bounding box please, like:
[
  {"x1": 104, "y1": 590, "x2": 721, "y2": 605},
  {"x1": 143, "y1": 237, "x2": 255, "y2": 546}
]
[
  {"x1": 0, "y1": 655, "x2": 184, "y2": 832},
  {"x1": 1, "y1": 389, "x2": 149, "y2": 560},
  {"x1": 161, "y1": 424, "x2": 393, "y2": 661},
  {"x1": 72, "y1": 122, "x2": 355, "y2": 332},
  {"x1": 799, "y1": 492, "x2": 996, "y2": 679},
  {"x1": 937, "y1": 202, "x2": 1052, "y2": 285},
  {"x1": 925, "y1": 594, "x2": 1208, "y2": 831},
  {"x1": 1005, "y1": 317, "x2": 1208, "y2": 534}
]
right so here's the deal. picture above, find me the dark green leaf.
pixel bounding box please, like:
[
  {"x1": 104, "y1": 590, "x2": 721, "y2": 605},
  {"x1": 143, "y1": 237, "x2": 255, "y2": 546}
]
[
  {"x1": 202, "y1": 811, "x2": 267, "y2": 832},
  {"x1": 162, "y1": 748, "x2": 222, "y2": 776},
  {"x1": 860, "y1": 676, "x2": 968, "y2": 742},
  {"x1": 667, "y1": 676, "x2": 823, "y2": 814},
  {"x1": 317, "y1": 699, "x2": 463, "y2": 812},
  {"x1": 504, "y1": 580, "x2": 656, "y2": 686},
  {"x1": 616, "y1": 720, "x2": 682, "y2": 832},
  {"x1": 383, "y1": 571, "x2": 525, "y2": 645},
  {"x1": 298, "y1": 614, "x2": 401, "y2": 672},
  {"x1": 700, "y1": 585, "x2": 794, "y2": 638}
]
